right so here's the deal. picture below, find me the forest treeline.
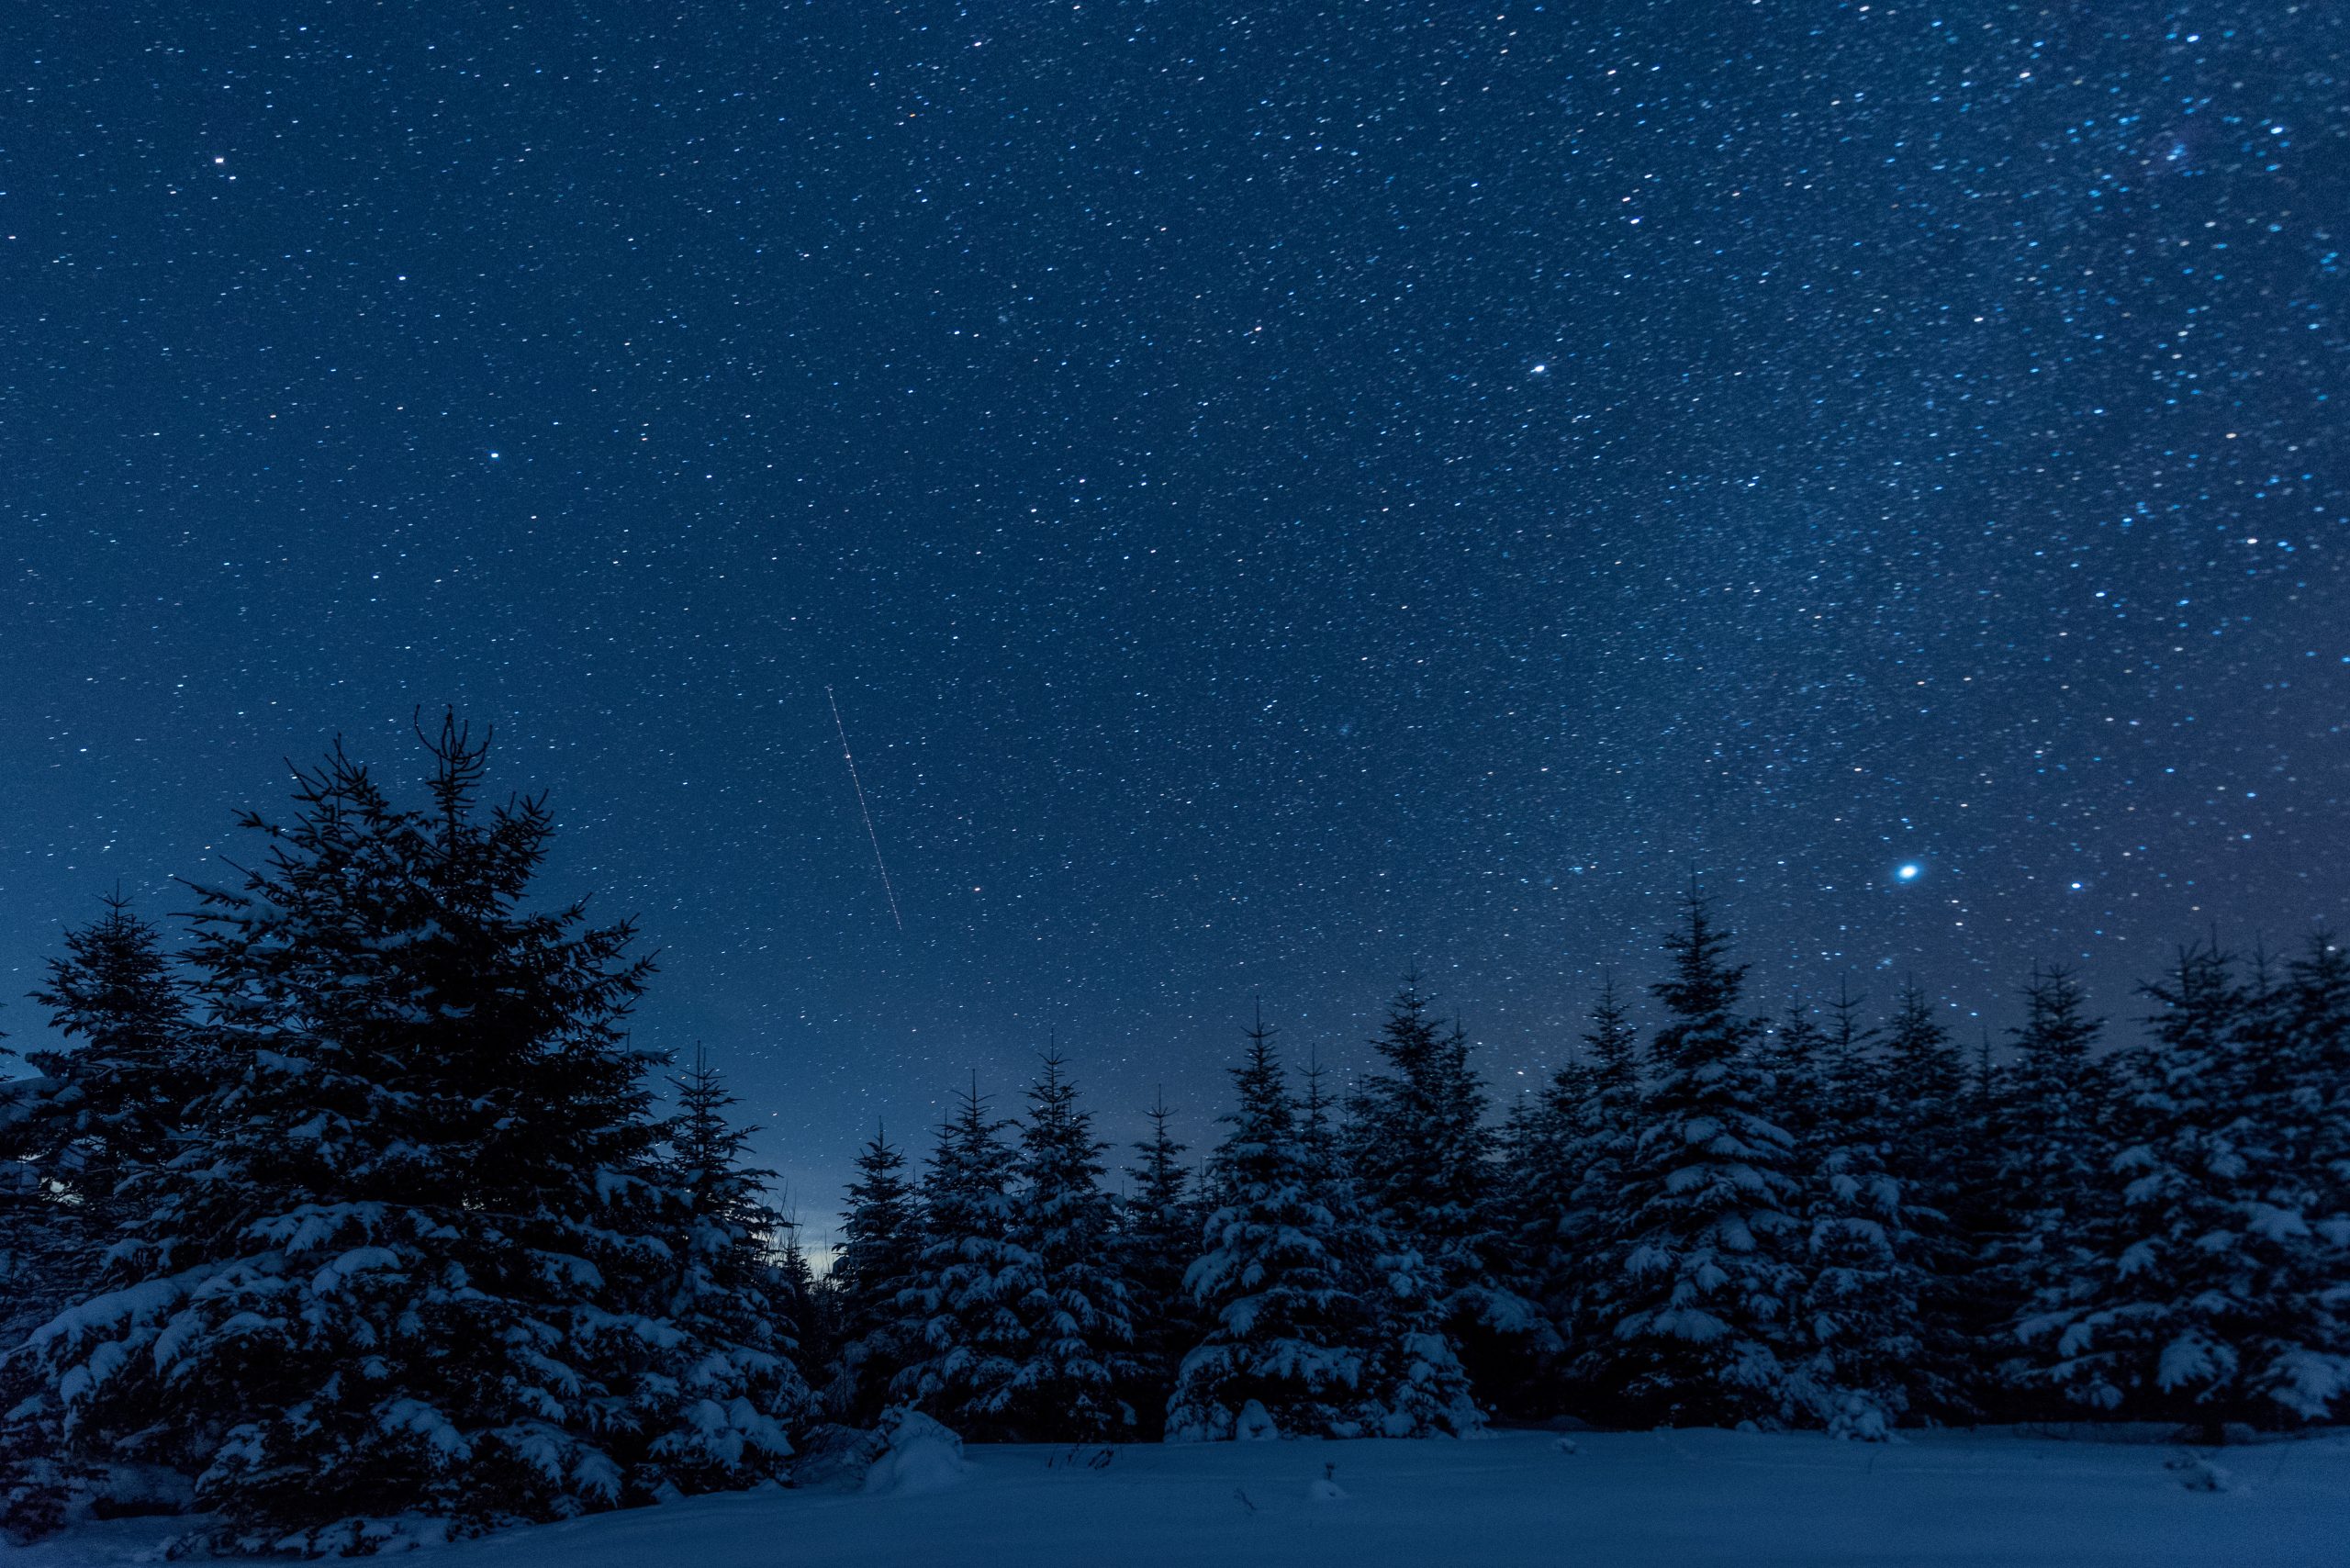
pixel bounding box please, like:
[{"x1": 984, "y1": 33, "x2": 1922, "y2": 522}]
[{"x1": 2, "y1": 724, "x2": 2344, "y2": 1552}]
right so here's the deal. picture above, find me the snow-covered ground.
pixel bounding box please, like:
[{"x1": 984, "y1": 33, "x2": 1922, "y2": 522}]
[{"x1": 17, "y1": 1428, "x2": 2347, "y2": 1568}]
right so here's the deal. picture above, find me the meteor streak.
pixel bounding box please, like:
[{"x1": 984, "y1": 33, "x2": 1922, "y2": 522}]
[{"x1": 826, "y1": 686, "x2": 904, "y2": 932}]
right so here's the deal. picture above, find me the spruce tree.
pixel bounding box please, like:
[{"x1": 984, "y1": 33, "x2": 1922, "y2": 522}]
[
  {"x1": 774, "y1": 1222, "x2": 834, "y2": 1404},
  {"x1": 994, "y1": 1052, "x2": 1136, "y2": 1440},
  {"x1": 1497, "y1": 1082, "x2": 1569, "y2": 1339},
  {"x1": 1577, "y1": 891, "x2": 1804, "y2": 1427},
  {"x1": 2279, "y1": 934, "x2": 2350, "y2": 1260},
  {"x1": 1543, "y1": 979, "x2": 1646, "y2": 1355},
  {"x1": 1346, "y1": 981, "x2": 1531, "y2": 1417},
  {"x1": 1761, "y1": 1002, "x2": 1832, "y2": 1152},
  {"x1": 1874, "y1": 980, "x2": 1976, "y2": 1419},
  {"x1": 1995, "y1": 965, "x2": 2112, "y2": 1410},
  {"x1": 1327, "y1": 1046, "x2": 1483, "y2": 1438},
  {"x1": 2, "y1": 892, "x2": 197, "y2": 1362},
  {"x1": 2272, "y1": 935, "x2": 2350, "y2": 1420},
  {"x1": 1168, "y1": 1014, "x2": 1375, "y2": 1440},
  {"x1": 1501, "y1": 980, "x2": 1651, "y2": 1410},
  {"x1": 24, "y1": 892, "x2": 201, "y2": 1228},
  {"x1": 1877, "y1": 982, "x2": 1969, "y2": 1188},
  {"x1": 894, "y1": 1081, "x2": 1028, "y2": 1433},
  {"x1": 12, "y1": 720, "x2": 767, "y2": 1551},
  {"x1": 643, "y1": 1048, "x2": 811, "y2": 1493},
  {"x1": 0, "y1": 1019, "x2": 91, "y2": 1540},
  {"x1": 831, "y1": 1126, "x2": 924, "y2": 1421},
  {"x1": 1785, "y1": 983, "x2": 1919, "y2": 1439},
  {"x1": 2030, "y1": 943, "x2": 2347, "y2": 1431},
  {"x1": 0, "y1": 1042, "x2": 84, "y2": 1355},
  {"x1": 1346, "y1": 982, "x2": 1520, "y2": 1328},
  {"x1": 1119, "y1": 1092, "x2": 1199, "y2": 1438}
]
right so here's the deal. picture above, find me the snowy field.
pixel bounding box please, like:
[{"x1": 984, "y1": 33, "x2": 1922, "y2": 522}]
[{"x1": 16, "y1": 1428, "x2": 2348, "y2": 1568}]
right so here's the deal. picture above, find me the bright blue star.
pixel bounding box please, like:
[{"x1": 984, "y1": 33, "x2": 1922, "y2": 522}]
[{"x1": 1896, "y1": 862, "x2": 1922, "y2": 882}]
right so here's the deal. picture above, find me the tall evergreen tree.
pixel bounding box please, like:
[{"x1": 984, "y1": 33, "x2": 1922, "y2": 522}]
[
  {"x1": 1874, "y1": 980, "x2": 1976, "y2": 1419},
  {"x1": 1346, "y1": 982, "x2": 1520, "y2": 1328},
  {"x1": 2278, "y1": 934, "x2": 2350, "y2": 1255},
  {"x1": 1346, "y1": 981, "x2": 1531, "y2": 1418},
  {"x1": 1878, "y1": 982, "x2": 1970, "y2": 1183},
  {"x1": 1501, "y1": 980, "x2": 1650, "y2": 1412},
  {"x1": 3, "y1": 892, "x2": 198, "y2": 1363},
  {"x1": 1994, "y1": 965, "x2": 2112, "y2": 1408},
  {"x1": 643, "y1": 1048, "x2": 811, "y2": 1493},
  {"x1": 2029, "y1": 943, "x2": 2347, "y2": 1431},
  {"x1": 775, "y1": 1219, "x2": 833, "y2": 1406},
  {"x1": 2273, "y1": 935, "x2": 2350, "y2": 1419},
  {"x1": 24, "y1": 892, "x2": 200, "y2": 1227},
  {"x1": 12, "y1": 719, "x2": 788, "y2": 1551},
  {"x1": 1761, "y1": 1002, "x2": 1832, "y2": 1151},
  {"x1": 0, "y1": 1018, "x2": 96, "y2": 1543},
  {"x1": 1496, "y1": 1082, "x2": 1569, "y2": 1340},
  {"x1": 1540, "y1": 978, "x2": 1646, "y2": 1353},
  {"x1": 1330, "y1": 1039, "x2": 1484, "y2": 1438},
  {"x1": 1577, "y1": 892, "x2": 1805, "y2": 1427},
  {"x1": 1169, "y1": 1014, "x2": 1375, "y2": 1441},
  {"x1": 1119, "y1": 1092, "x2": 1199, "y2": 1438},
  {"x1": 1785, "y1": 983, "x2": 1919, "y2": 1439},
  {"x1": 894, "y1": 1081, "x2": 1028, "y2": 1433},
  {"x1": 0, "y1": 1038, "x2": 84, "y2": 1357},
  {"x1": 830, "y1": 1126, "x2": 923, "y2": 1421},
  {"x1": 991, "y1": 1052, "x2": 1135, "y2": 1439}
]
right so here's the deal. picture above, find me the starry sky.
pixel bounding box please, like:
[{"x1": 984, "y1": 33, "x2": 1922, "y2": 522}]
[{"x1": 5, "y1": 3, "x2": 2346, "y2": 1238}]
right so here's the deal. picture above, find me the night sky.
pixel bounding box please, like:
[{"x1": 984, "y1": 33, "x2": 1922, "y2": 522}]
[{"x1": 6, "y1": 4, "x2": 2346, "y2": 1240}]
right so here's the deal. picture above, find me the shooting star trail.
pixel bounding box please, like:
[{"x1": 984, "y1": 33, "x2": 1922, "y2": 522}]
[{"x1": 826, "y1": 686, "x2": 905, "y2": 933}]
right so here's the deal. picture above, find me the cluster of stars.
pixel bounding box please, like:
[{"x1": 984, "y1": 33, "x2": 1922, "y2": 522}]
[{"x1": 1, "y1": 5, "x2": 2341, "y2": 1224}]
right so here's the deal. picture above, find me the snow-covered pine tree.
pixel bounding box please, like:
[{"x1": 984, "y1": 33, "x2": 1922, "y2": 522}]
[
  {"x1": 6, "y1": 890, "x2": 207, "y2": 1538},
  {"x1": 642, "y1": 1047, "x2": 812, "y2": 1495},
  {"x1": 0, "y1": 1014, "x2": 95, "y2": 1543},
  {"x1": 0, "y1": 1193, "x2": 91, "y2": 1541},
  {"x1": 1761, "y1": 1002, "x2": 1832, "y2": 1152},
  {"x1": 1576, "y1": 891, "x2": 1804, "y2": 1428},
  {"x1": 1993, "y1": 965, "x2": 2113, "y2": 1411},
  {"x1": 1497, "y1": 1081, "x2": 1569, "y2": 1331},
  {"x1": 1873, "y1": 980, "x2": 1977, "y2": 1419},
  {"x1": 2278, "y1": 934, "x2": 2350, "y2": 1287},
  {"x1": 893, "y1": 1080, "x2": 1028, "y2": 1433},
  {"x1": 991, "y1": 1052, "x2": 1136, "y2": 1440},
  {"x1": 830, "y1": 1126, "x2": 924, "y2": 1421},
  {"x1": 23, "y1": 892, "x2": 202, "y2": 1231},
  {"x1": 1118, "y1": 1092, "x2": 1200, "y2": 1438},
  {"x1": 2027, "y1": 942, "x2": 2347, "y2": 1432},
  {"x1": 2272, "y1": 935, "x2": 2350, "y2": 1421},
  {"x1": 1785, "y1": 984, "x2": 1919, "y2": 1439},
  {"x1": 1168, "y1": 1014, "x2": 1376, "y2": 1441},
  {"x1": 0, "y1": 1049, "x2": 83, "y2": 1356},
  {"x1": 1536, "y1": 979, "x2": 1647, "y2": 1365},
  {"x1": 1345, "y1": 981, "x2": 1530, "y2": 1402},
  {"x1": 775, "y1": 1223, "x2": 834, "y2": 1401},
  {"x1": 1344, "y1": 983, "x2": 1496, "y2": 1316},
  {"x1": 1320, "y1": 1047, "x2": 1483, "y2": 1438},
  {"x1": 1296, "y1": 1049, "x2": 1346, "y2": 1182},
  {"x1": 1876, "y1": 983, "x2": 1969, "y2": 1208},
  {"x1": 11, "y1": 718, "x2": 756, "y2": 1551},
  {"x1": 2, "y1": 892, "x2": 199, "y2": 1366},
  {"x1": 1819, "y1": 984, "x2": 1882, "y2": 1130}
]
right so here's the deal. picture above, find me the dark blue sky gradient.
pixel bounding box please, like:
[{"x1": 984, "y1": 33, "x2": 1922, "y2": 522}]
[{"x1": 5, "y1": 3, "x2": 2346, "y2": 1240}]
